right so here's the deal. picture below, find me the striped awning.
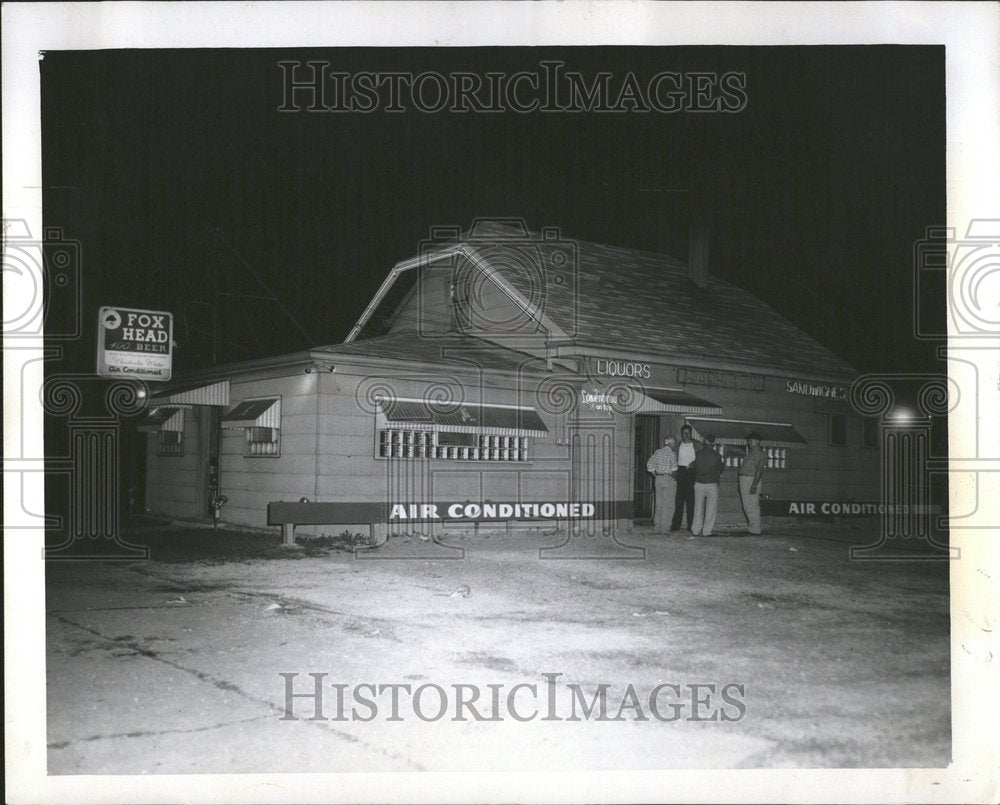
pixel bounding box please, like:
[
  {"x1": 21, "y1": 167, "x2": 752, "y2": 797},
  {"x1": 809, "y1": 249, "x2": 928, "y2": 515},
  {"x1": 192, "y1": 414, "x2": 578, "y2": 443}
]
[
  {"x1": 629, "y1": 387, "x2": 722, "y2": 415},
  {"x1": 137, "y1": 406, "x2": 186, "y2": 433},
  {"x1": 376, "y1": 397, "x2": 548, "y2": 437},
  {"x1": 221, "y1": 397, "x2": 281, "y2": 429},
  {"x1": 150, "y1": 379, "x2": 230, "y2": 407},
  {"x1": 686, "y1": 418, "x2": 808, "y2": 449}
]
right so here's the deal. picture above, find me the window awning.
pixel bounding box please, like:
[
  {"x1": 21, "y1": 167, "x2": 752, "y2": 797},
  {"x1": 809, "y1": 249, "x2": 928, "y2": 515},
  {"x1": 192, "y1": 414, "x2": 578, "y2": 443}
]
[
  {"x1": 221, "y1": 397, "x2": 281, "y2": 429},
  {"x1": 629, "y1": 387, "x2": 722, "y2": 415},
  {"x1": 686, "y1": 418, "x2": 808, "y2": 448},
  {"x1": 150, "y1": 379, "x2": 230, "y2": 407},
  {"x1": 376, "y1": 397, "x2": 548, "y2": 437},
  {"x1": 137, "y1": 406, "x2": 186, "y2": 432}
]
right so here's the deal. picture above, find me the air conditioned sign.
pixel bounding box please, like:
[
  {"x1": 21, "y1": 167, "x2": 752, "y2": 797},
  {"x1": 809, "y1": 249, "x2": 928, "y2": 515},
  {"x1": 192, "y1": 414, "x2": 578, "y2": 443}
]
[
  {"x1": 96, "y1": 306, "x2": 173, "y2": 381},
  {"x1": 761, "y1": 500, "x2": 937, "y2": 516},
  {"x1": 390, "y1": 502, "x2": 597, "y2": 521}
]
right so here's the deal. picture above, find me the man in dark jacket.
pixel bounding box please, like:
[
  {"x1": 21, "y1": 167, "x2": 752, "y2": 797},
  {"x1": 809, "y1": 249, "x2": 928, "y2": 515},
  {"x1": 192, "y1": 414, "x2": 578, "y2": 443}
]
[
  {"x1": 671, "y1": 424, "x2": 702, "y2": 532},
  {"x1": 691, "y1": 434, "x2": 725, "y2": 537}
]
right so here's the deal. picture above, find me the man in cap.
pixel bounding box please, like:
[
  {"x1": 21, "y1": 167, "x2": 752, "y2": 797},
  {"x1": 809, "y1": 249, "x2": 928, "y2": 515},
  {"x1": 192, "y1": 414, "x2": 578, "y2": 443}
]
[
  {"x1": 646, "y1": 435, "x2": 678, "y2": 534},
  {"x1": 738, "y1": 431, "x2": 767, "y2": 534}
]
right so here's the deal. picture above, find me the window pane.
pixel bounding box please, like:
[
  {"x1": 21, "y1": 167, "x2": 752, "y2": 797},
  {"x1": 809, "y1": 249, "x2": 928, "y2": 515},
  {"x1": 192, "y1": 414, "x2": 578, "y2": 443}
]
[{"x1": 830, "y1": 414, "x2": 847, "y2": 445}]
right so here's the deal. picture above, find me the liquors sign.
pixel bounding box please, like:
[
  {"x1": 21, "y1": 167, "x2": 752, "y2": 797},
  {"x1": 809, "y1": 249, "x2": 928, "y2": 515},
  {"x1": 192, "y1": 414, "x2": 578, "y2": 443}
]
[{"x1": 96, "y1": 306, "x2": 173, "y2": 381}]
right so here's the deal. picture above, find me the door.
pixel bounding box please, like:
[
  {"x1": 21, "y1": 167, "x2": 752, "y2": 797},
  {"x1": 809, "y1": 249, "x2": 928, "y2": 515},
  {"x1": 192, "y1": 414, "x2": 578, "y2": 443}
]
[{"x1": 633, "y1": 415, "x2": 660, "y2": 520}]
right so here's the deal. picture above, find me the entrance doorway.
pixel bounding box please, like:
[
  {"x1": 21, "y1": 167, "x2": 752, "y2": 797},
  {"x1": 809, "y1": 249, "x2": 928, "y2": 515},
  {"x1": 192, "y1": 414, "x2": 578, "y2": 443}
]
[{"x1": 633, "y1": 415, "x2": 660, "y2": 520}]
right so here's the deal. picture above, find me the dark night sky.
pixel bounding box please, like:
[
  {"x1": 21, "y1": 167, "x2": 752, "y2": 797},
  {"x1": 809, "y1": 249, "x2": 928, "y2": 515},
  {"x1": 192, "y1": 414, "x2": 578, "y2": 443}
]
[{"x1": 40, "y1": 46, "x2": 946, "y2": 377}]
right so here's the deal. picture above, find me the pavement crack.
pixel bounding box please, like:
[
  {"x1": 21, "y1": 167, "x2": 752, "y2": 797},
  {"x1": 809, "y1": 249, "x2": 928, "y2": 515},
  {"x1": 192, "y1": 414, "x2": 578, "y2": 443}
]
[
  {"x1": 47, "y1": 714, "x2": 273, "y2": 748},
  {"x1": 46, "y1": 611, "x2": 425, "y2": 771}
]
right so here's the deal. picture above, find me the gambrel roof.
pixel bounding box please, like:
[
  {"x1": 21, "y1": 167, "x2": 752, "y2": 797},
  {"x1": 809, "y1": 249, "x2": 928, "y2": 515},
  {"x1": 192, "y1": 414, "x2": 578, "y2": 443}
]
[{"x1": 347, "y1": 219, "x2": 856, "y2": 378}]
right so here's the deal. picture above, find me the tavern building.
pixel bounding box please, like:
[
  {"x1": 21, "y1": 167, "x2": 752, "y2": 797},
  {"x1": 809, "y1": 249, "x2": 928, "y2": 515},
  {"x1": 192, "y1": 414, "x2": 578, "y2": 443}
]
[{"x1": 140, "y1": 220, "x2": 879, "y2": 536}]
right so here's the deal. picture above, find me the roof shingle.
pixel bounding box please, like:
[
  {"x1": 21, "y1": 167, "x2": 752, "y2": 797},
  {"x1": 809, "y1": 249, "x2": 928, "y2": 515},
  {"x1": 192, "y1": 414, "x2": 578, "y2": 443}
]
[{"x1": 455, "y1": 221, "x2": 856, "y2": 377}]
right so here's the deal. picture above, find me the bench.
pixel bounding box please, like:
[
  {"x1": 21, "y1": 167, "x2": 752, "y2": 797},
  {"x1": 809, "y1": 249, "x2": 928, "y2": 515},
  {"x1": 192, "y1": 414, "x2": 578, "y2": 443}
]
[{"x1": 267, "y1": 501, "x2": 389, "y2": 547}]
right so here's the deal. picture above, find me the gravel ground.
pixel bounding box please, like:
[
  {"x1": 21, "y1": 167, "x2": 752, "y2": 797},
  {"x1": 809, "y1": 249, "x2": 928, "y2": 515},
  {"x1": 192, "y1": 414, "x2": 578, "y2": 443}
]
[{"x1": 45, "y1": 522, "x2": 951, "y2": 774}]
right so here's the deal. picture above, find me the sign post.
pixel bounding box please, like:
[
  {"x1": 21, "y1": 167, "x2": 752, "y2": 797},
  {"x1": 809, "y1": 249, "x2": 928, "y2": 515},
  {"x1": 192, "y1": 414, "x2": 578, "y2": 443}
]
[{"x1": 96, "y1": 306, "x2": 173, "y2": 381}]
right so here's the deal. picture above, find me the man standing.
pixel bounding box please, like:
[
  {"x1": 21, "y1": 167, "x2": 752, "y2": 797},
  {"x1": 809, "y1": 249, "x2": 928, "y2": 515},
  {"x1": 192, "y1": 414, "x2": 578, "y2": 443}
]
[
  {"x1": 671, "y1": 425, "x2": 701, "y2": 532},
  {"x1": 691, "y1": 434, "x2": 725, "y2": 537},
  {"x1": 646, "y1": 436, "x2": 678, "y2": 534},
  {"x1": 738, "y1": 431, "x2": 767, "y2": 535}
]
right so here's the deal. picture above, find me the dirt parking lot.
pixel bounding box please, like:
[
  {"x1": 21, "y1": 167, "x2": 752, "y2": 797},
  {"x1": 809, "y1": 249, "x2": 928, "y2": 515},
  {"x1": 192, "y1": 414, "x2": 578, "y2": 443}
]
[{"x1": 45, "y1": 522, "x2": 950, "y2": 774}]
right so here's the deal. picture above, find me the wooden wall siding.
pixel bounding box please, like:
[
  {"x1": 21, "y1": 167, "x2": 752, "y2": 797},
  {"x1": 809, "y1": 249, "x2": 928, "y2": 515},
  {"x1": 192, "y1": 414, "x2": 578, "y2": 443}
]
[
  {"x1": 388, "y1": 264, "x2": 453, "y2": 334},
  {"x1": 454, "y1": 265, "x2": 544, "y2": 338},
  {"x1": 386, "y1": 258, "x2": 545, "y2": 341},
  {"x1": 313, "y1": 371, "x2": 608, "y2": 506},
  {"x1": 145, "y1": 407, "x2": 202, "y2": 520},
  {"x1": 146, "y1": 356, "x2": 882, "y2": 531},
  {"x1": 634, "y1": 373, "x2": 881, "y2": 524},
  {"x1": 215, "y1": 374, "x2": 319, "y2": 528}
]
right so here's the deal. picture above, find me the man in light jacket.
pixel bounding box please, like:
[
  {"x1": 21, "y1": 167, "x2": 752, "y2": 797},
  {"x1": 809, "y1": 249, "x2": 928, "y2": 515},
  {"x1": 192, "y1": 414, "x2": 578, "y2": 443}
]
[
  {"x1": 738, "y1": 431, "x2": 767, "y2": 535},
  {"x1": 646, "y1": 436, "x2": 678, "y2": 534}
]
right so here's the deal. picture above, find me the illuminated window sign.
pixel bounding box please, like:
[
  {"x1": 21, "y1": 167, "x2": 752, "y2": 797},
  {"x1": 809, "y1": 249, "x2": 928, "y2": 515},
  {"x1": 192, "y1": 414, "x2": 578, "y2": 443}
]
[{"x1": 785, "y1": 379, "x2": 847, "y2": 400}]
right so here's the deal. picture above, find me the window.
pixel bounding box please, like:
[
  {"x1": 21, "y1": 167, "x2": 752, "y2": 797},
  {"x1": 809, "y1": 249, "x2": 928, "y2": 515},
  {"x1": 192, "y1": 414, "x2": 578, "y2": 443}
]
[
  {"x1": 720, "y1": 444, "x2": 787, "y2": 470},
  {"x1": 138, "y1": 405, "x2": 187, "y2": 456},
  {"x1": 374, "y1": 396, "x2": 547, "y2": 462},
  {"x1": 862, "y1": 417, "x2": 879, "y2": 448},
  {"x1": 159, "y1": 428, "x2": 183, "y2": 456},
  {"x1": 246, "y1": 426, "x2": 280, "y2": 457},
  {"x1": 378, "y1": 430, "x2": 530, "y2": 462},
  {"x1": 685, "y1": 418, "x2": 802, "y2": 470},
  {"x1": 221, "y1": 397, "x2": 281, "y2": 457},
  {"x1": 829, "y1": 414, "x2": 847, "y2": 446}
]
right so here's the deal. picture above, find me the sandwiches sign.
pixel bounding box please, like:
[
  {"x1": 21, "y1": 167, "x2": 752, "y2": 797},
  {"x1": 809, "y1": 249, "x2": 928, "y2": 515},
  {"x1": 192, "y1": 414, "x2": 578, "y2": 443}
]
[{"x1": 96, "y1": 306, "x2": 173, "y2": 381}]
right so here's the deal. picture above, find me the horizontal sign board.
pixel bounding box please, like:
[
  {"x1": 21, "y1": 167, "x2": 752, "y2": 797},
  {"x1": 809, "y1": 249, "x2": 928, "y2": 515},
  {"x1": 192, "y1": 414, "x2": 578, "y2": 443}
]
[
  {"x1": 676, "y1": 365, "x2": 766, "y2": 392},
  {"x1": 761, "y1": 500, "x2": 940, "y2": 517},
  {"x1": 96, "y1": 306, "x2": 173, "y2": 381},
  {"x1": 268, "y1": 500, "x2": 633, "y2": 526},
  {"x1": 785, "y1": 379, "x2": 848, "y2": 400}
]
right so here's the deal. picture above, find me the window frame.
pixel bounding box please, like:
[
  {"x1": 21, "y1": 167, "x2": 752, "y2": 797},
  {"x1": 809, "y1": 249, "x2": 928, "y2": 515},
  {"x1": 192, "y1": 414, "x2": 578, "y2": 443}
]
[
  {"x1": 828, "y1": 413, "x2": 848, "y2": 446},
  {"x1": 861, "y1": 416, "x2": 879, "y2": 449},
  {"x1": 720, "y1": 443, "x2": 788, "y2": 470},
  {"x1": 158, "y1": 428, "x2": 184, "y2": 457},
  {"x1": 219, "y1": 395, "x2": 282, "y2": 458},
  {"x1": 375, "y1": 428, "x2": 532, "y2": 462}
]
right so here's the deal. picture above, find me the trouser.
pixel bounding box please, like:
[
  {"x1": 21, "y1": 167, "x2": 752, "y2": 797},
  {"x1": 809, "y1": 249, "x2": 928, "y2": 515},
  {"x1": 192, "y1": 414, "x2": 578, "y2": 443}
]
[
  {"x1": 739, "y1": 475, "x2": 763, "y2": 534},
  {"x1": 671, "y1": 466, "x2": 695, "y2": 530},
  {"x1": 692, "y1": 481, "x2": 720, "y2": 536},
  {"x1": 653, "y1": 474, "x2": 677, "y2": 533}
]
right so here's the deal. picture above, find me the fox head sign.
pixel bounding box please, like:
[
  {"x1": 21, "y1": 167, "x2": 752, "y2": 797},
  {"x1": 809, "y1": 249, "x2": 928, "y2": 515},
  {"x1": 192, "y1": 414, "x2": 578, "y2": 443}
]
[{"x1": 96, "y1": 305, "x2": 173, "y2": 381}]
